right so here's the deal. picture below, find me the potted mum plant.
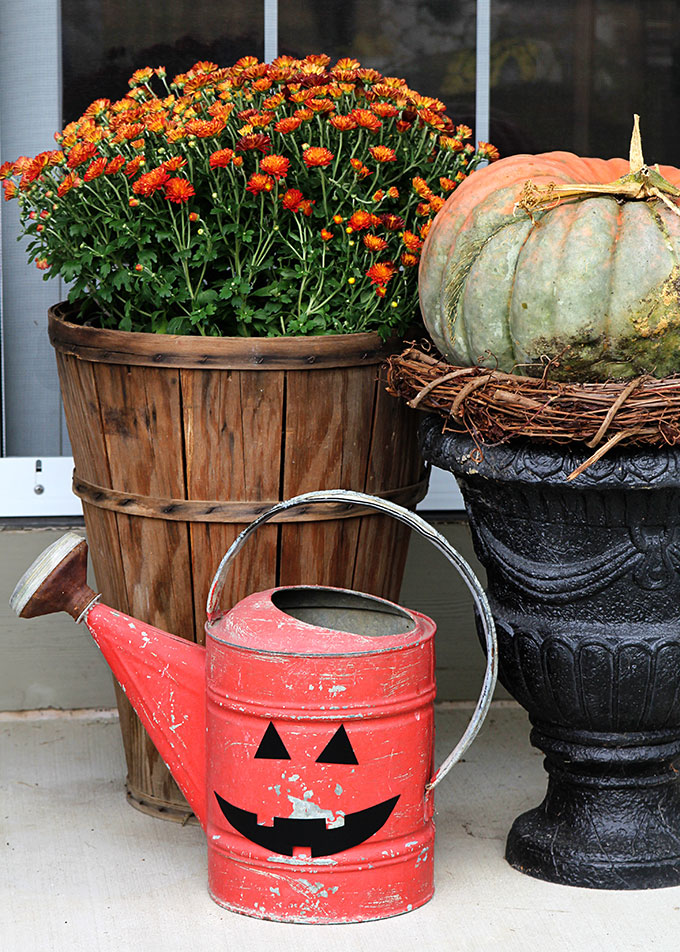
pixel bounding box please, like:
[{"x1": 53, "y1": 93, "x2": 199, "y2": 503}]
[{"x1": 3, "y1": 53, "x2": 495, "y2": 821}]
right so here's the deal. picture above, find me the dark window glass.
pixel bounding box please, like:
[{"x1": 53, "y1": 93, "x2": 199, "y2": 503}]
[
  {"x1": 279, "y1": 0, "x2": 478, "y2": 129},
  {"x1": 491, "y1": 0, "x2": 680, "y2": 164},
  {"x1": 61, "y1": 1, "x2": 264, "y2": 124}
]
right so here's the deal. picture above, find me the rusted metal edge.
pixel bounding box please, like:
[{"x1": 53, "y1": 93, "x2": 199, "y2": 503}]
[
  {"x1": 49, "y1": 304, "x2": 396, "y2": 369},
  {"x1": 72, "y1": 473, "x2": 430, "y2": 523}
]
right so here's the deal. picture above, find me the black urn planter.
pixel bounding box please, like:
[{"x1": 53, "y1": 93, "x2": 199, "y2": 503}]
[{"x1": 421, "y1": 415, "x2": 680, "y2": 890}]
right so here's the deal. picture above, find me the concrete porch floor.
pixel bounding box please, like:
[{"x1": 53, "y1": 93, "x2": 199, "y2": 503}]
[{"x1": 3, "y1": 704, "x2": 678, "y2": 952}]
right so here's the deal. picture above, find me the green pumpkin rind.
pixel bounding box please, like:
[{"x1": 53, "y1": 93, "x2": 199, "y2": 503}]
[{"x1": 419, "y1": 151, "x2": 680, "y2": 381}]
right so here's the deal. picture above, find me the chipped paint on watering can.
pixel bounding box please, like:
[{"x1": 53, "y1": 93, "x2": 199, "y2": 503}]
[
  {"x1": 9, "y1": 490, "x2": 497, "y2": 925},
  {"x1": 205, "y1": 585, "x2": 438, "y2": 922}
]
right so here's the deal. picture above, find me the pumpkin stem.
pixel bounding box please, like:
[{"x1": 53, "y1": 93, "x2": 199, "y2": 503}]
[
  {"x1": 517, "y1": 115, "x2": 680, "y2": 220},
  {"x1": 629, "y1": 114, "x2": 644, "y2": 172}
]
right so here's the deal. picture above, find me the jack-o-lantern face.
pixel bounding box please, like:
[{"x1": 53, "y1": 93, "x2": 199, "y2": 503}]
[{"x1": 214, "y1": 722, "x2": 399, "y2": 857}]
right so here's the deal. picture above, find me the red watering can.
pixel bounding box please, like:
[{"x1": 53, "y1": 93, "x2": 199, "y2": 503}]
[{"x1": 11, "y1": 490, "x2": 497, "y2": 923}]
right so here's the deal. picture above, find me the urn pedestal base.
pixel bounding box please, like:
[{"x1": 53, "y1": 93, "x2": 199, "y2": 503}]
[
  {"x1": 506, "y1": 724, "x2": 680, "y2": 889},
  {"x1": 420, "y1": 416, "x2": 680, "y2": 890}
]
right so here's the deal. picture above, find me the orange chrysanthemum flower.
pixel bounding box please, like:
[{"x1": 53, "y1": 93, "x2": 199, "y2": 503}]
[
  {"x1": 396, "y1": 120, "x2": 413, "y2": 134},
  {"x1": 369, "y1": 145, "x2": 396, "y2": 163},
  {"x1": 420, "y1": 221, "x2": 432, "y2": 240},
  {"x1": 402, "y1": 231, "x2": 423, "y2": 252},
  {"x1": 129, "y1": 67, "x2": 154, "y2": 86},
  {"x1": 163, "y1": 156, "x2": 187, "y2": 172},
  {"x1": 166, "y1": 126, "x2": 187, "y2": 143},
  {"x1": 281, "y1": 188, "x2": 304, "y2": 212},
  {"x1": 386, "y1": 186, "x2": 399, "y2": 199},
  {"x1": 308, "y1": 99, "x2": 335, "y2": 114},
  {"x1": 275, "y1": 117, "x2": 302, "y2": 134},
  {"x1": 83, "y1": 157, "x2": 108, "y2": 182},
  {"x1": 114, "y1": 123, "x2": 145, "y2": 142},
  {"x1": 250, "y1": 113, "x2": 274, "y2": 128},
  {"x1": 372, "y1": 189, "x2": 385, "y2": 202},
  {"x1": 185, "y1": 118, "x2": 225, "y2": 138},
  {"x1": 351, "y1": 109, "x2": 381, "y2": 132},
  {"x1": 373, "y1": 82, "x2": 405, "y2": 98},
  {"x1": 419, "y1": 108, "x2": 446, "y2": 130},
  {"x1": 260, "y1": 154, "x2": 290, "y2": 179},
  {"x1": 66, "y1": 142, "x2": 97, "y2": 169},
  {"x1": 329, "y1": 115, "x2": 357, "y2": 131},
  {"x1": 366, "y1": 261, "x2": 396, "y2": 286},
  {"x1": 412, "y1": 176, "x2": 434, "y2": 200},
  {"x1": 302, "y1": 146, "x2": 334, "y2": 168},
  {"x1": 21, "y1": 152, "x2": 52, "y2": 185},
  {"x1": 363, "y1": 234, "x2": 388, "y2": 253},
  {"x1": 57, "y1": 172, "x2": 81, "y2": 197},
  {"x1": 416, "y1": 202, "x2": 430, "y2": 216},
  {"x1": 347, "y1": 210, "x2": 372, "y2": 231},
  {"x1": 123, "y1": 156, "x2": 145, "y2": 178},
  {"x1": 105, "y1": 156, "x2": 126, "y2": 175},
  {"x1": 82, "y1": 98, "x2": 111, "y2": 118},
  {"x1": 0, "y1": 161, "x2": 14, "y2": 180},
  {"x1": 235, "y1": 133, "x2": 271, "y2": 154},
  {"x1": 457, "y1": 124, "x2": 473, "y2": 138},
  {"x1": 130, "y1": 138, "x2": 145, "y2": 150},
  {"x1": 401, "y1": 252, "x2": 419, "y2": 267},
  {"x1": 262, "y1": 93, "x2": 285, "y2": 110},
  {"x1": 13, "y1": 156, "x2": 33, "y2": 175},
  {"x1": 321, "y1": 228, "x2": 334, "y2": 241},
  {"x1": 439, "y1": 177, "x2": 457, "y2": 192},
  {"x1": 207, "y1": 102, "x2": 234, "y2": 120},
  {"x1": 209, "y1": 148, "x2": 234, "y2": 168},
  {"x1": 132, "y1": 166, "x2": 171, "y2": 196},
  {"x1": 294, "y1": 108, "x2": 314, "y2": 122},
  {"x1": 478, "y1": 141, "x2": 500, "y2": 161},
  {"x1": 299, "y1": 199, "x2": 315, "y2": 216},
  {"x1": 164, "y1": 177, "x2": 195, "y2": 203},
  {"x1": 370, "y1": 102, "x2": 398, "y2": 119},
  {"x1": 429, "y1": 196, "x2": 445, "y2": 213},
  {"x1": 2, "y1": 180, "x2": 18, "y2": 200},
  {"x1": 334, "y1": 57, "x2": 361, "y2": 71},
  {"x1": 35, "y1": 257, "x2": 49, "y2": 270},
  {"x1": 374, "y1": 285, "x2": 387, "y2": 298},
  {"x1": 349, "y1": 158, "x2": 372, "y2": 178},
  {"x1": 246, "y1": 172, "x2": 274, "y2": 195},
  {"x1": 439, "y1": 135, "x2": 464, "y2": 153}
]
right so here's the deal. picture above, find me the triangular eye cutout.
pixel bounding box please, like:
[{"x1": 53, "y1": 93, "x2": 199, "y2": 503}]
[
  {"x1": 315, "y1": 725, "x2": 358, "y2": 765},
  {"x1": 254, "y1": 722, "x2": 291, "y2": 760}
]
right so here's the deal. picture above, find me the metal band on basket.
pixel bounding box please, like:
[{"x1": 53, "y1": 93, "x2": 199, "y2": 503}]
[{"x1": 72, "y1": 472, "x2": 430, "y2": 523}]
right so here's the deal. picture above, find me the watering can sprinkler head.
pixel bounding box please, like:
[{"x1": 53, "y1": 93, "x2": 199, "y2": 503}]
[{"x1": 10, "y1": 531, "x2": 100, "y2": 623}]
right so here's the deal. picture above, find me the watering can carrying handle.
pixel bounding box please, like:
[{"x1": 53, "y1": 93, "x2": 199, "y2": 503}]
[{"x1": 206, "y1": 489, "x2": 498, "y2": 792}]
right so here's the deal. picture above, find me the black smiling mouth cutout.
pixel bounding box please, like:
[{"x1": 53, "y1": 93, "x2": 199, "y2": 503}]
[{"x1": 214, "y1": 791, "x2": 400, "y2": 857}]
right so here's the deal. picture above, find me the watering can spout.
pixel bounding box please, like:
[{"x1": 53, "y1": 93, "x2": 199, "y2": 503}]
[{"x1": 10, "y1": 533, "x2": 207, "y2": 827}]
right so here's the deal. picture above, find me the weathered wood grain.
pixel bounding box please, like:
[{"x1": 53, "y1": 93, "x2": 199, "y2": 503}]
[
  {"x1": 182, "y1": 368, "x2": 283, "y2": 638},
  {"x1": 52, "y1": 310, "x2": 426, "y2": 819}
]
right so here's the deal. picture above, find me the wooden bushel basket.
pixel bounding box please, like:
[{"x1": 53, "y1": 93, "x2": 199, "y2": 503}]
[{"x1": 49, "y1": 303, "x2": 428, "y2": 821}]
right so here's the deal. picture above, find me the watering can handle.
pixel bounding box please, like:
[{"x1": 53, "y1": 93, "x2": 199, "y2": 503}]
[{"x1": 206, "y1": 489, "x2": 497, "y2": 792}]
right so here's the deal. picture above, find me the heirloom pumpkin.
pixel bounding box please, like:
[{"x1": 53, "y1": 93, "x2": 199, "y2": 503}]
[{"x1": 420, "y1": 118, "x2": 680, "y2": 381}]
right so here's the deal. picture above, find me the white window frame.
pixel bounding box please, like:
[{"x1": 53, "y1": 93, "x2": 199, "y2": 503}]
[{"x1": 0, "y1": 0, "x2": 492, "y2": 517}]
